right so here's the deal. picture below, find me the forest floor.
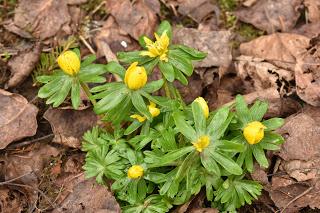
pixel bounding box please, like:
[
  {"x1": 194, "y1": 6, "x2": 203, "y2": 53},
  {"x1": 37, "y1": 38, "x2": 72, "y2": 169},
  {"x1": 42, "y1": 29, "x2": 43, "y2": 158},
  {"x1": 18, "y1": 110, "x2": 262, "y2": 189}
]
[{"x1": 0, "y1": 0, "x2": 320, "y2": 212}]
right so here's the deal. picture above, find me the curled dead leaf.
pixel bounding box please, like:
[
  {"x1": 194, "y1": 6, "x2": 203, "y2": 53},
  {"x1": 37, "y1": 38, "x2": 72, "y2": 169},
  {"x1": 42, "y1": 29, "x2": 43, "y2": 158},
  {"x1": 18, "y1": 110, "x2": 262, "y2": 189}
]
[
  {"x1": 105, "y1": 0, "x2": 158, "y2": 40},
  {"x1": 44, "y1": 108, "x2": 98, "y2": 149},
  {"x1": 0, "y1": 89, "x2": 38, "y2": 149},
  {"x1": 7, "y1": 42, "x2": 41, "y2": 88},
  {"x1": 173, "y1": 27, "x2": 232, "y2": 68},
  {"x1": 177, "y1": 0, "x2": 216, "y2": 23},
  {"x1": 304, "y1": 0, "x2": 320, "y2": 23},
  {"x1": 235, "y1": 0, "x2": 302, "y2": 33}
]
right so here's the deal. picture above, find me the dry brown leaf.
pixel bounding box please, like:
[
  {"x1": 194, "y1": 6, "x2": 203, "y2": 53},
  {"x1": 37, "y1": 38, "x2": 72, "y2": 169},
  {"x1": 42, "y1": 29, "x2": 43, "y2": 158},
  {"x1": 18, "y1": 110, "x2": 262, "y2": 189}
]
[
  {"x1": 95, "y1": 16, "x2": 140, "y2": 60},
  {"x1": 1, "y1": 144, "x2": 61, "y2": 206},
  {"x1": 7, "y1": 42, "x2": 41, "y2": 88},
  {"x1": 189, "y1": 209, "x2": 219, "y2": 213},
  {"x1": 0, "y1": 89, "x2": 38, "y2": 149},
  {"x1": 304, "y1": 0, "x2": 320, "y2": 22},
  {"x1": 235, "y1": 0, "x2": 302, "y2": 33},
  {"x1": 177, "y1": 0, "x2": 216, "y2": 23},
  {"x1": 277, "y1": 106, "x2": 320, "y2": 161},
  {"x1": 12, "y1": 0, "x2": 71, "y2": 40},
  {"x1": 240, "y1": 33, "x2": 310, "y2": 71},
  {"x1": 52, "y1": 178, "x2": 120, "y2": 213},
  {"x1": 236, "y1": 56, "x2": 295, "y2": 95},
  {"x1": 295, "y1": 37, "x2": 320, "y2": 106},
  {"x1": 105, "y1": 0, "x2": 158, "y2": 40},
  {"x1": 44, "y1": 108, "x2": 98, "y2": 149},
  {"x1": 173, "y1": 27, "x2": 232, "y2": 68},
  {"x1": 174, "y1": 74, "x2": 203, "y2": 103},
  {"x1": 291, "y1": 22, "x2": 320, "y2": 38},
  {"x1": 0, "y1": 188, "x2": 27, "y2": 213}
]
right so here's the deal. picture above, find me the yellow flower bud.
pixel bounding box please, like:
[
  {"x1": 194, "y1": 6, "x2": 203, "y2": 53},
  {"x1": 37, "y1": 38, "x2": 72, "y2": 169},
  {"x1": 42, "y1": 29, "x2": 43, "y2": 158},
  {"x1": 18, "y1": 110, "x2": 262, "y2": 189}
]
[
  {"x1": 127, "y1": 165, "x2": 144, "y2": 179},
  {"x1": 148, "y1": 102, "x2": 160, "y2": 118},
  {"x1": 130, "y1": 114, "x2": 146, "y2": 123},
  {"x1": 243, "y1": 121, "x2": 266, "y2": 145},
  {"x1": 57, "y1": 51, "x2": 81, "y2": 76},
  {"x1": 194, "y1": 97, "x2": 209, "y2": 118},
  {"x1": 193, "y1": 135, "x2": 210, "y2": 152},
  {"x1": 124, "y1": 62, "x2": 147, "y2": 90}
]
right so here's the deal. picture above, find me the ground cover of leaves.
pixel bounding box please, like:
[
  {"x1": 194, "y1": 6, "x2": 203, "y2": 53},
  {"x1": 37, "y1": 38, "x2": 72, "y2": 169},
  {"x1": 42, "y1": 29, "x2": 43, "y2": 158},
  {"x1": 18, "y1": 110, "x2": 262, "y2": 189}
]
[{"x1": 0, "y1": 0, "x2": 320, "y2": 212}]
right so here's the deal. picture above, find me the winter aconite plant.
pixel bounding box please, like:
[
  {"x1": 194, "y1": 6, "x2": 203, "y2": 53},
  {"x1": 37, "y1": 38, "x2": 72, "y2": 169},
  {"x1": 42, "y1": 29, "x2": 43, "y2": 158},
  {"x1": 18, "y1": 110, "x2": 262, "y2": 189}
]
[{"x1": 37, "y1": 21, "x2": 285, "y2": 213}]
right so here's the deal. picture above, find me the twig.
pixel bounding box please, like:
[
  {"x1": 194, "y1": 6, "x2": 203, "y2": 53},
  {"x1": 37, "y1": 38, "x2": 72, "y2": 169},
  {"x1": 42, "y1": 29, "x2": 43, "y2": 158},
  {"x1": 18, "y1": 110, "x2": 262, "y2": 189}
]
[
  {"x1": 280, "y1": 186, "x2": 313, "y2": 213},
  {"x1": 0, "y1": 172, "x2": 33, "y2": 186},
  {"x1": 79, "y1": 35, "x2": 96, "y2": 54},
  {"x1": 89, "y1": 1, "x2": 105, "y2": 17},
  {"x1": 7, "y1": 134, "x2": 54, "y2": 149}
]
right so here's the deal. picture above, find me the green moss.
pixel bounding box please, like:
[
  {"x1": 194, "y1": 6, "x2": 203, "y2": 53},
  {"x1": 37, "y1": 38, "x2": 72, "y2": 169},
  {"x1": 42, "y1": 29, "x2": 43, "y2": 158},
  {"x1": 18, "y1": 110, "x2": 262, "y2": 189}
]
[
  {"x1": 237, "y1": 23, "x2": 264, "y2": 41},
  {"x1": 218, "y1": 0, "x2": 238, "y2": 11}
]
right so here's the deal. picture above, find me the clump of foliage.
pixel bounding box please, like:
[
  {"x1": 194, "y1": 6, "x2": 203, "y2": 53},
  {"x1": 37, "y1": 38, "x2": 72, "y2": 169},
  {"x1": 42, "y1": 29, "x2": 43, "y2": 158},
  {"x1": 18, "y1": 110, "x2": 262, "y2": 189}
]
[{"x1": 37, "y1": 21, "x2": 284, "y2": 212}]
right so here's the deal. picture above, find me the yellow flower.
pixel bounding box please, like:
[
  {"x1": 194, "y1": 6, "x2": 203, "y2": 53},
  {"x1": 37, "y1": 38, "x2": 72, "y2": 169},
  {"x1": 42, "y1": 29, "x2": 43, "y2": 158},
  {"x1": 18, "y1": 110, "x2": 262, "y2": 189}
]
[
  {"x1": 140, "y1": 31, "x2": 169, "y2": 62},
  {"x1": 124, "y1": 62, "x2": 147, "y2": 90},
  {"x1": 127, "y1": 165, "x2": 144, "y2": 179},
  {"x1": 194, "y1": 97, "x2": 209, "y2": 118},
  {"x1": 130, "y1": 102, "x2": 160, "y2": 122},
  {"x1": 243, "y1": 121, "x2": 266, "y2": 145},
  {"x1": 148, "y1": 102, "x2": 160, "y2": 118},
  {"x1": 57, "y1": 50, "x2": 80, "y2": 76},
  {"x1": 193, "y1": 135, "x2": 210, "y2": 152}
]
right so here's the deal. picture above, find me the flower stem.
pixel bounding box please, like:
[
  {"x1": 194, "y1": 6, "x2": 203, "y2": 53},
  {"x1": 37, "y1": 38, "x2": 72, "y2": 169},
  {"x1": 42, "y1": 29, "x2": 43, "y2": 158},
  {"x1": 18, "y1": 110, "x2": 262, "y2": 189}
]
[
  {"x1": 163, "y1": 79, "x2": 172, "y2": 98},
  {"x1": 168, "y1": 82, "x2": 186, "y2": 107},
  {"x1": 80, "y1": 82, "x2": 96, "y2": 105}
]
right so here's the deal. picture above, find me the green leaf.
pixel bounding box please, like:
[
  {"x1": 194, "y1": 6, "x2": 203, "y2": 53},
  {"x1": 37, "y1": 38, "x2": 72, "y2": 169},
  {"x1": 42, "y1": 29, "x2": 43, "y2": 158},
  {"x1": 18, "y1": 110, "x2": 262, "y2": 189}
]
[
  {"x1": 125, "y1": 121, "x2": 143, "y2": 135},
  {"x1": 117, "y1": 51, "x2": 153, "y2": 65},
  {"x1": 143, "y1": 79, "x2": 164, "y2": 93},
  {"x1": 156, "y1": 20, "x2": 172, "y2": 41},
  {"x1": 90, "y1": 82, "x2": 124, "y2": 93},
  {"x1": 94, "y1": 89, "x2": 127, "y2": 114},
  {"x1": 250, "y1": 100, "x2": 268, "y2": 121},
  {"x1": 159, "y1": 60, "x2": 175, "y2": 82},
  {"x1": 235, "y1": 95, "x2": 250, "y2": 125},
  {"x1": 144, "y1": 172, "x2": 166, "y2": 184},
  {"x1": 81, "y1": 54, "x2": 96, "y2": 67},
  {"x1": 244, "y1": 148, "x2": 253, "y2": 172},
  {"x1": 73, "y1": 48, "x2": 80, "y2": 59},
  {"x1": 149, "y1": 146, "x2": 194, "y2": 167},
  {"x1": 201, "y1": 150, "x2": 221, "y2": 176},
  {"x1": 103, "y1": 95, "x2": 132, "y2": 124},
  {"x1": 192, "y1": 101, "x2": 206, "y2": 134},
  {"x1": 262, "y1": 132, "x2": 284, "y2": 145},
  {"x1": 262, "y1": 118, "x2": 284, "y2": 130},
  {"x1": 207, "y1": 107, "x2": 231, "y2": 139},
  {"x1": 131, "y1": 92, "x2": 152, "y2": 120},
  {"x1": 105, "y1": 61, "x2": 126, "y2": 79},
  {"x1": 169, "y1": 50, "x2": 193, "y2": 76},
  {"x1": 216, "y1": 140, "x2": 245, "y2": 152},
  {"x1": 71, "y1": 80, "x2": 81, "y2": 109},
  {"x1": 38, "y1": 78, "x2": 63, "y2": 98},
  {"x1": 175, "y1": 45, "x2": 207, "y2": 60},
  {"x1": 252, "y1": 145, "x2": 269, "y2": 168},
  {"x1": 175, "y1": 151, "x2": 197, "y2": 182},
  {"x1": 211, "y1": 151, "x2": 242, "y2": 175},
  {"x1": 143, "y1": 58, "x2": 159, "y2": 73},
  {"x1": 173, "y1": 111, "x2": 197, "y2": 141},
  {"x1": 173, "y1": 67, "x2": 188, "y2": 85},
  {"x1": 47, "y1": 77, "x2": 72, "y2": 107}
]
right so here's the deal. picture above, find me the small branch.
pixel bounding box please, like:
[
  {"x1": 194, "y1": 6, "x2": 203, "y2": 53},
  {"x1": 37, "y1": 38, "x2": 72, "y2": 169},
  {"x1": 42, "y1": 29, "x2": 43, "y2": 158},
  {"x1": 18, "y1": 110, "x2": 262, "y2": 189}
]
[
  {"x1": 280, "y1": 186, "x2": 313, "y2": 213},
  {"x1": 7, "y1": 134, "x2": 54, "y2": 149},
  {"x1": 79, "y1": 35, "x2": 96, "y2": 55},
  {"x1": 0, "y1": 172, "x2": 33, "y2": 186}
]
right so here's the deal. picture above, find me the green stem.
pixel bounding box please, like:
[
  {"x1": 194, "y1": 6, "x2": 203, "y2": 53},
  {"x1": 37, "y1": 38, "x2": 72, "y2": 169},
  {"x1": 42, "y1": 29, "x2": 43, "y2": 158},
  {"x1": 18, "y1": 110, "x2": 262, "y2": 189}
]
[
  {"x1": 168, "y1": 82, "x2": 186, "y2": 107},
  {"x1": 163, "y1": 79, "x2": 172, "y2": 99},
  {"x1": 80, "y1": 82, "x2": 96, "y2": 105}
]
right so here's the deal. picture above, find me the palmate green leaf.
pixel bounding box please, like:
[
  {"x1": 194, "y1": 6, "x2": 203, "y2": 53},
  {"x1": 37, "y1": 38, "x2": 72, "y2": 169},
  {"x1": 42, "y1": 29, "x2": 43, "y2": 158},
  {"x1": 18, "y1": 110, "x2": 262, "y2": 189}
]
[
  {"x1": 122, "y1": 195, "x2": 172, "y2": 213},
  {"x1": 252, "y1": 144, "x2": 269, "y2": 168},
  {"x1": 81, "y1": 54, "x2": 96, "y2": 67},
  {"x1": 175, "y1": 151, "x2": 198, "y2": 182},
  {"x1": 159, "y1": 60, "x2": 175, "y2": 82},
  {"x1": 46, "y1": 77, "x2": 72, "y2": 107},
  {"x1": 38, "y1": 77, "x2": 63, "y2": 98},
  {"x1": 78, "y1": 64, "x2": 107, "y2": 83},
  {"x1": 216, "y1": 140, "x2": 245, "y2": 153},
  {"x1": 249, "y1": 100, "x2": 268, "y2": 121},
  {"x1": 102, "y1": 95, "x2": 132, "y2": 125},
  {"x1": 143, "y1": 57, "x2": 159, "y2": 73},
  {"x1": 93, "y1": 88, "x2": 128, "y2": 114},
  {"x1": 90, "y1": 82, "x2": 124, "y2": 93},
  {"x1": 125, "y1": 121, "x2": 143, "y2": 135},
  {"x1": 201, "y1": 149, "x2": 221, "y2": 176},
  {"x1": 82, "y1": 126, "x2": 106, "y2": 152},
  {"x1": 168, "y1": 50, "x2": 193, "y2": 76},
  {"x1": 173, "y1": 111, "x2": 197, "y2": 141},
  {"x1": 244, "y1": 148, "x2": 253, "y2": 172},
  {"x1": 148, "y1": 146, "x2": 194, "y2": 168},
  {"x1": 144, "y1": 172, "x2": 167, "y2": 184},
  {"x1": 105, "y1": 61, "x2": 126, "y2": 79},
  {"x1": 207, "y1": 107, "x2": 232, "y2": 139},
  {"x1": 262, "y1": 118, "x2": 284, "y2": 130},
  {"x1": 156, "y1": 20, "x2": 172, "y2": 41},
  {"x1": 174, "y1": 66, "x2": 188, "y2": 85},
  {"x1": 192, "y1": 101, "x2": 206, "y2": 134}
]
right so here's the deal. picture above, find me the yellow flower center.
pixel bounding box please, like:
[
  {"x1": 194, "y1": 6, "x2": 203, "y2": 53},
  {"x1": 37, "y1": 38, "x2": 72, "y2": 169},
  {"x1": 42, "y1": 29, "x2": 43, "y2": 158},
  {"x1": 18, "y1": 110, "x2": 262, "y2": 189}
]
[
  {"x1": 193, "y1": 135, "x2": 210, "y2": 152},
  {"x1": 243, "y1": 121, "x2": 266, "y2": 145},
  {"x1": 140, "y1": 32, "x2": 169, "y2": 62},
  {"x1": 57, "y1": 50, "x2": 81, "y2": 76},
  {"x1": 130, "y1": 102, "x2": 160, "y2": 122},
  {"x1": 124, "y1": 62, "x2": 147, "y2": 90},
  {"x1": 194, "y1": 97, "x2": 209, "y2": 118},
  {"x1": 127, "y1": 165, "x2": 144, "y2": 179}
]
